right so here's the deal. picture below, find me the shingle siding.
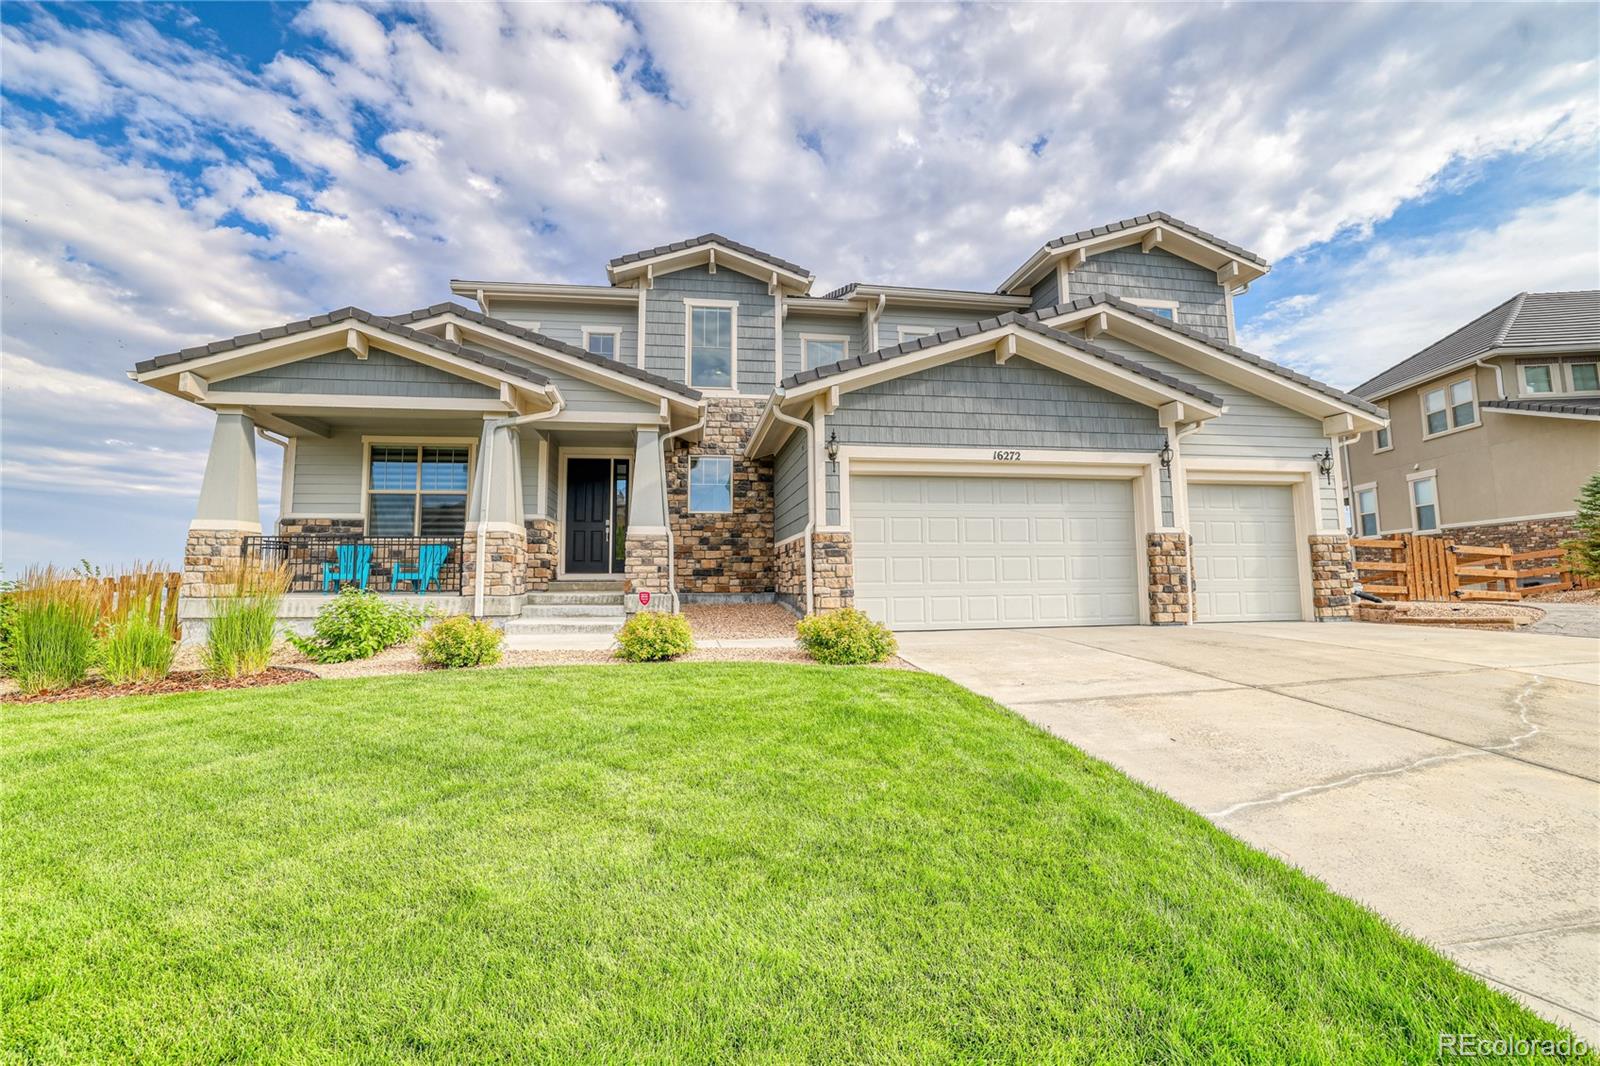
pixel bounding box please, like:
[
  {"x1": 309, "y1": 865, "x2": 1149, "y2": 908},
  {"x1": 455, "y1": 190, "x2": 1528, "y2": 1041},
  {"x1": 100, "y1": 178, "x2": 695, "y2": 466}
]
[
  {"x1": 1027, "y1": 269, "x2": 1060, "y2": 312},
  {"x1": 783, "y1": 311, "x2": 860, "y2": 377},
  {"x1": 773, "y1": 426, "x2": 810, "y2": 542},
  {"x1": 489, "y1": 304, "x2": 637, "y2": 365},
  {"x1": 220, "y1": 349, "x2": 497, "y2": 399},
  {"x1": 1073, "y1": 247, "x2": 1229, "y2": 343},
  {"x1": 873, "y1": 307, "x2": 995, "y2": 351},
  {"x1": 644, "y1": 265, "x2": 776, "y2": 394}
]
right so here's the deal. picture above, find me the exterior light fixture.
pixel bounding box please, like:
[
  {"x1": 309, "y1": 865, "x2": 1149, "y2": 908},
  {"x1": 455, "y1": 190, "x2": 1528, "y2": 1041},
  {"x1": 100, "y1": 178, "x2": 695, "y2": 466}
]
[
  {"x1": 826, "y1": 431, "x2": 839, "y2": 466},
  {"x1": 1314, "y1": 446, "x2": 1335, "y2": 483},
  {"x1": 1157, "y1": 439, "x2": 1174, "y2": 470}
]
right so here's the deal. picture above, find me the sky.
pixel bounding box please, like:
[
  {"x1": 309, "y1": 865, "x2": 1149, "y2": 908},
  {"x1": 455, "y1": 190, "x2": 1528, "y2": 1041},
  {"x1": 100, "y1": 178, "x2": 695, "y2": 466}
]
[{"x1": 2, "y1": 1, "x2": 1597, "y2": 571}]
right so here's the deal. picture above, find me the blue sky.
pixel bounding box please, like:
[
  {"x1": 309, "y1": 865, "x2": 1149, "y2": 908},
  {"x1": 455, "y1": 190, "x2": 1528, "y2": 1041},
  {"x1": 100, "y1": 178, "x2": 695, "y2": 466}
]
[{"x1": 2, "y1": 1, "x2": 1597, "y2": 570}]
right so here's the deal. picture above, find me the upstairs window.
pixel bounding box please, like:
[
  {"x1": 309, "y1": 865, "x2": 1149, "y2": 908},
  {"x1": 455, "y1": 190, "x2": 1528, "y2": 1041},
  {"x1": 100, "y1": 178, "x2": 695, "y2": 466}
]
[
  {"x1": 1571, "y1": 360, "x2": 1599, "y2": 392},
  {"x1": 583, "y1": 329, "x2": 619, "y2": 359},
  {"x1": 801, "y1": 334, "x2": 849, "y2": 368},
  {"x1": 688, "y1": 455, "x2": 733, "y2": 513},
  {"x1": 1421, "y1": 377, "x2": 1477, "y2": 437},
  {"x1": 1373, "y1": 404, "x2": 1392, "y2": 452},
  {"x1": 1127, "y1": 298, "x2": 1178, "y2": 321},
  {"x1": 1524, "y1": 359, "x2": 1600, "y2": 394},
  {"x1": 367, "y1": 444, "x2": 471, "y2": 537},
  {"x1": 1355, "y1": 485, "x2": 1380, "y2": 537},
  {"x1": 1521, "y1": 364, "x2": 1555, "y2": 394},
  {"x1": 687, "y1": 302, "x2": 736, "y2": 390}
]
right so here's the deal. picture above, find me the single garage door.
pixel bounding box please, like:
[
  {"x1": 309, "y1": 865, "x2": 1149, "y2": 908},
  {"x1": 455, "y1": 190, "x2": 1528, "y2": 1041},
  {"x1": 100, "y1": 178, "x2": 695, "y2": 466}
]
[
  {"x1": 1190, "y1": 482, "x2": 1301, "y2": 622},
  {"x1": 851, "y1": 475, "x2": 1139, "y2": 631}
]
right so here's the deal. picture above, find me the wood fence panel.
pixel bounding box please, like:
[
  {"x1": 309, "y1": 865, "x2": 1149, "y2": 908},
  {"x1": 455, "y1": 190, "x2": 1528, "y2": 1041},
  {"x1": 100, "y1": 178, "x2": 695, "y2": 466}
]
[{"x1": 1353, "y1": 534, "x2": 1527, "y2": 602}]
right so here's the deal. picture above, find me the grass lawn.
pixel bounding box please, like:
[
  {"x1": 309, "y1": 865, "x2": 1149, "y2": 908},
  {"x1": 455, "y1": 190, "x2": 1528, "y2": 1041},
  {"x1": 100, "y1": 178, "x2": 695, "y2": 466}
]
[{"x1": 2, "y1": 665, "x2": 1576, "y2": 1063}]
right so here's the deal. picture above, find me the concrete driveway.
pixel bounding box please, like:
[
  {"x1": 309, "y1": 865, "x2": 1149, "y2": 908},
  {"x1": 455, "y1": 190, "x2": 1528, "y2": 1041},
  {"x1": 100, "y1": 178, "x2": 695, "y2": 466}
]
[{"x1": 897, "y1": 621, "x2": 1600, "y2": 1040}]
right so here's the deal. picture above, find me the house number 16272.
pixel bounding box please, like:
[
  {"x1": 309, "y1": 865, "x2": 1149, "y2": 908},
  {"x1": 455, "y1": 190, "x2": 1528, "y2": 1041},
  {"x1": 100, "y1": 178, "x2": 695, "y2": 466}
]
[{"x1": 992, "y1": 450, "x2": 1022, "y2": 461}]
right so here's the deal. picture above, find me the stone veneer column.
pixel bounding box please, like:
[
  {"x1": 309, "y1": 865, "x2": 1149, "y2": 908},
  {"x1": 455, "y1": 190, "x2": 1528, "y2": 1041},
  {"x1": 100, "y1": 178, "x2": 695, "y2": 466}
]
[
  {"x1": 183, "y1": 410, "x2": 261, "y2": 602},
  {"x1": 1146, "y1": 532, "x2": 1192, "y2": 625},
  {"x1": 182, "y1": 528, "x2": 251, "y2": 601},
  {"x1": 461, "y1": 526, "x2": 528, "y2": 599},
  {"x1": 624, "y1": 530, "x2": 672, "y2": 612},
  {"x1": 1309, "y1": 533, "x2": 1356, "y2": 621},
  {"x1": 524, "y1": 518, "x2": 557, "y2": 591},
  {"x1": 774, "y1": 535, "x2": 808, "y2": 613},
  {"x1": 810, "y1": 531, "x2": 854, "y2": 611}
]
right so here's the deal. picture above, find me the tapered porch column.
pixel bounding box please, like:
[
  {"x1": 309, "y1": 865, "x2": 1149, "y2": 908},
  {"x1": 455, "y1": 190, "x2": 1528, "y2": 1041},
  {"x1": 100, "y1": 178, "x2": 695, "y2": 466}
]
[
  {"x1": 182, "y1": 409, "x2": 261, "y2": 602},
  {"x1": 464, "y1": 421, "x2": 528, "y2": 602}
]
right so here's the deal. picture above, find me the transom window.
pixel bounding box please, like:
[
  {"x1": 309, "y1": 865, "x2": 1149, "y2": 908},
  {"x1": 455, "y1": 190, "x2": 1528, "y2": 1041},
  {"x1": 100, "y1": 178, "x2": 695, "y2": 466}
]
[
  {"x1": 688, "y1": 455, "x2": 733, "y2": 513},
  {"x1": 800, "y1": 334, "x2": 849, "y2": 368},
  {"x1": 583, "y1": 329, "x2": 620, "y2": 359},
  {"x1": 1421, "y1": 377, "x2": 1476, "y2": 437},
  {"x1": 687, "y1": 302, "x2": 736, "y2": 390},
  {"x1": 367, "y1": 444, "x2": 471, "y2": 536},
  {"x1": 896, "y1": 326, "x2": 935, "y2": 343},
  {"x1": 1409, "y1": 474, "x2": 1439, "y2": 533},
  {"x1": 1355, "y1": 485, "x2": 1380, "y2": 537},
  {"x1": 1127, "y1": 298, "x2": 1179, "y2": 321}
]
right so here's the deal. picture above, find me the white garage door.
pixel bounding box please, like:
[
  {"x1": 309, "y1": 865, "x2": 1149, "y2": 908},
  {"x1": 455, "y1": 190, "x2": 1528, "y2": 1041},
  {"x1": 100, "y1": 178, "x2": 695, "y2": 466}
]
[
  {"x1": 851, "y1": 475, "x2": 1139, "y2": 631},
  {"x1": 1190, "y1": 482, "x2": 1302, "y2": 622}
]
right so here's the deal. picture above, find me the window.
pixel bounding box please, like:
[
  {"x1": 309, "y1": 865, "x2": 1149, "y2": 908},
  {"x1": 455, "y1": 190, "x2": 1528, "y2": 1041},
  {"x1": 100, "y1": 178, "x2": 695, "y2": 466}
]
[
  {"x1": 1421, "y1": 377, "x2": 1476, "y2": 437},
  {"x1": 688, "y1": 455, "x2": 732, "y2": 513},
  {"x1": 583, "y1": 329, "x2": 619, "y2": 359},
  {"x1": 1571, "y1": 361, "x2": 1600, "y2": 392},
  {"x1": 1409, "y1": 474, "x2": 1439, "y2": 533},
  {"x1": 1373, "y1": 404, "x2": 1391, "y2": 452},
  {"x1": 1355, "y1": 485, "x2": 1380, "y2": 537},
  {"x1": 1127, "y1": 298, "x2": 1179, "y2": 321},
  {"x1": 801, "y1": 334, "x2": 849, "y2": 368},
  {"x1": 686, "y1": 302, "x2": 736, "y2": 389},
  {"x1": 366, "y1": 444, "x2": 471, "y2": 536},
  {"x1": 896, "y1": 326, "x2": 935, "y2": 343},
  {"x1": 1521, "y1": 363, "x2": 1554, "y2": 394}
]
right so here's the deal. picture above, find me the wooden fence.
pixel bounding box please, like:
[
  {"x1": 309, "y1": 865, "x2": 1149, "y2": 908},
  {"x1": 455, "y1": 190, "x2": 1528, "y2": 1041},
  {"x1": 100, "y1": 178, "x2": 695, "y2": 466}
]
[
  {"x1": 1509, "y1": 548, "x2": 1599, "y2": 598},
  {"x1": 81, "y1": 572, "x2": 184, "y2": 638},
  {"x1": 1351, "y1": 534, "x2": 1521, "y2": 602}
]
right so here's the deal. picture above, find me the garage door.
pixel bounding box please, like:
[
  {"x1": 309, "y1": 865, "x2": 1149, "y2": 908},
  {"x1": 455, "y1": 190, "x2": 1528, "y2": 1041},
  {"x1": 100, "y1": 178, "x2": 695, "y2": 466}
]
[
  {"x1": 1190, "y1": 482, "x2": 1301, "y2": 622},
  {"x1": 851, "y1": 475, "x2": 1139, "y2": 631}
]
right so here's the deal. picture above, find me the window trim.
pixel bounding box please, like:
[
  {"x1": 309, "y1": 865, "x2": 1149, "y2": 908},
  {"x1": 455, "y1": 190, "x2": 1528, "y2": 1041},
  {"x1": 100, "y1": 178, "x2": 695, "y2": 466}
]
[
  {"x1": 1372, "y1": 403, "x2": 1392, "y2": 453},
  {"x1": 683, "y1": 298, "x2": 739, "y2": 393},
  {"x1": 687, "y1": 454, "x2": 734, "y2": 514},
  {"x1": 1567, "y1": 358, "x2": 1600, "y2": 394},
  {"x1": 1124, "y1": 298, "x2": 1179, "y2": 321},
  {"x1": 1418, "y1": 375, "x2": 1479, "y2": 440},
  {"x1": 359, "y1": 435, "x2": 477, "y2": 537},
  {"x1": 1406, "y1": 469, "x2": 1440, "y2": 533},
  {"x1": 895, "y1": 325, "x2": 936, "y2": 343},
  {"x1": 581, "y1": 327, "x2": 621, "y2": 359},
  {"x1": 1519, "y1": 362, "x2": 1557, "y2": 396},
  {"x1": 1354, "y1": 482, "x2": 1380, "y2": 537},
  {"x1": 799, "y1": 332, "x2": 851, "y2": 369}
]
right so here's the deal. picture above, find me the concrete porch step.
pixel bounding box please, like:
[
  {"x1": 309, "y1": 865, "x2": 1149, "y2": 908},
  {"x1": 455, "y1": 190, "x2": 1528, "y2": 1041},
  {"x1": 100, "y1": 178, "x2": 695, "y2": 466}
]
[
  {"x1": 520, "y1": 604, "x2": 626, "y2": 619},
  {"x1": 544, "y1": 579, "x2": 627, "y2": 594},
  {"x1": 525, "y1": 591, "x2": 626, "y2": 607},
  {"x1": 503, "y1": 618, "x2": 622, "y2": 637}
]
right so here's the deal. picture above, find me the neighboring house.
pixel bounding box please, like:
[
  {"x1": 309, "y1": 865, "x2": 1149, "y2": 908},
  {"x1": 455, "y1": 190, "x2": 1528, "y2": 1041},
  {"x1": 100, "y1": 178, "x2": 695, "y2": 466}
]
[
  {"x1": 1343, "y1": 291, "x2": 1600, "y2": 552},
  {"x1": 133, "y1": 212, "x2": 1385, "y2": 636}
]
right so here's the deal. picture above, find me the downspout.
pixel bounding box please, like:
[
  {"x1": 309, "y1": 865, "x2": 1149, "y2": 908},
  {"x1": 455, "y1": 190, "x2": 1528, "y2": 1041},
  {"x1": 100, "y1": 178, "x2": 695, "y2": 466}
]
[
  {"x1": 474, "y1": 395, "x2": 566, "y2": 618},
  {"x1": 659, "y1": 410, "x2": 708, "y2": 613},
  {"x1": 1174, "y1": 421, "x2": 1203, "y2": 625},
  {"x1": 1473, "y1": 356, "x2": 1506, "y2": 401},
  {"x1": 767, "y1": 401, "x2": 814, "y2": 616}
]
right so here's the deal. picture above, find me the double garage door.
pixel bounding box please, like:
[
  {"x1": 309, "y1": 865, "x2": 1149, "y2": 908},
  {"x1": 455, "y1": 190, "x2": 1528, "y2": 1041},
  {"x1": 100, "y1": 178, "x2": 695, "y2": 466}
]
[{"x1": 851, "y1": 474, "x2": 1303, "y2": 631}]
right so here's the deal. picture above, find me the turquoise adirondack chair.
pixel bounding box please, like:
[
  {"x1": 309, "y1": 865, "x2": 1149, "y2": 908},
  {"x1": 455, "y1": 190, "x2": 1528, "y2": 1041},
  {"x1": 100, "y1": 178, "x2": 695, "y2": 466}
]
[
  {"x1": 321, "y1": 543, "x2": 373, "y2": 592},
  {"x1": 394, "y1": 543, "x2": 451, "y2": 595}
]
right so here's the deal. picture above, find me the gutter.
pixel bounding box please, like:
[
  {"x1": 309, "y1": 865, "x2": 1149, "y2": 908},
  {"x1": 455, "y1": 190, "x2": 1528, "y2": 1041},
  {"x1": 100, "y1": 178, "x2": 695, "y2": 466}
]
[
  {"x1": 473, "y1": 398, "x2": 566, "y2": 618},
  {"x1": 766, "y1": 401, "x2": 815, "y2": 616},
  {"x1": 658, "y1": 411, "x2": 708, "y2": 612}
]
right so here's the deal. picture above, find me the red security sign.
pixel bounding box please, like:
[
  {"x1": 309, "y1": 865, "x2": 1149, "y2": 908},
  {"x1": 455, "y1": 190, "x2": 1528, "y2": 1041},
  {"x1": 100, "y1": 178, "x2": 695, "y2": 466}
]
[{"x1": 639, "y1": 591, "x2": 651, "y2": 606}]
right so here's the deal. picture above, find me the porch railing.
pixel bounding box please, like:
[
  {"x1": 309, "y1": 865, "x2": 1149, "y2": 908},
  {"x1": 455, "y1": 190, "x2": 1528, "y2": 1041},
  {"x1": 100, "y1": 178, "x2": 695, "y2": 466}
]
[{"x1": 242, "y1": 535, "x2": 465, "y2": 595}]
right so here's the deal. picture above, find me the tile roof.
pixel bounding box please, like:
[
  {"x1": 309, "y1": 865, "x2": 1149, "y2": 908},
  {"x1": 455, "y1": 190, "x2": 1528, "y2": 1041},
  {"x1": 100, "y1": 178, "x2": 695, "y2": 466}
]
[
  {"x1": 1482, "y1": 395, "x2": 1600, "y2": 419},
  {"x1": 1040, "y1": 211, "x2": 1269, "y2": 268},
  {"x1": 779, "y1": 311, "x2": 1225, "y2": 408},
  {"x1": 607, "y1": 233, "x2": 810, "y2": 278},
  {"x1": 1352, "y1": 291, "x2": 1600, "y2": 399},
  {"x1": 1030, "y1": 295, "x2": 1385, "y2": 416},
  {"x1": 133, "y1": 306, "x2": 552, "y2": 388}
]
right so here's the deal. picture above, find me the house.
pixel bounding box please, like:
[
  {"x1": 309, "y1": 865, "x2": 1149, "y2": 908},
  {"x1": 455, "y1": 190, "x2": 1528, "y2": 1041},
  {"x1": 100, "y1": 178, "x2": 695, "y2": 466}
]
[
  {"x1": 1343, "y1": 291, "x2": 1600, "y2": 552},
  {"x1": 131, "y1": 212, "x2": 1386, "y2": 637}
]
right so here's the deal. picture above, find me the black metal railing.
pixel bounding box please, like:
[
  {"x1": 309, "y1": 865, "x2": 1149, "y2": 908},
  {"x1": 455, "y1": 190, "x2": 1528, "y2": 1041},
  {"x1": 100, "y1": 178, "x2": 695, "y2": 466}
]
[{"x1": 242, "y1": 535, "x2": 465, "y2": 595}]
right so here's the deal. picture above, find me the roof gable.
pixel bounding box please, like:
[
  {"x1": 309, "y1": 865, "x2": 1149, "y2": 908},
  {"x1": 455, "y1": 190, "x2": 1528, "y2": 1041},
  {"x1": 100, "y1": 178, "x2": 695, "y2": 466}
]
[
  {"x1": 999, "y1": 211, "x2": 1270, "y2": 296},
  {"x1": 605, "y1": 233, "x2": 813, "y2": 292}
]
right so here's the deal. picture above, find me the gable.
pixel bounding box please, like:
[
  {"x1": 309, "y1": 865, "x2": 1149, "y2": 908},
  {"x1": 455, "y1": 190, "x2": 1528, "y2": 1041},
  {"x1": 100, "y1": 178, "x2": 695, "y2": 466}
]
[
  {"x1": 1073, "y1": 247, "x2": 1228, "y2": 343},
  {"x1": 216, "y1": 348, "x2": 498, "y2": 400}
]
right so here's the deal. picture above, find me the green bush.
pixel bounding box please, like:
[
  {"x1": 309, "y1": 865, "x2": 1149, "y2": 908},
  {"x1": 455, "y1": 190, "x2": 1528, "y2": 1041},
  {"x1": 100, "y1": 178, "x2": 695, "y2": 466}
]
[
  {"x1": 288, "y1": 589, "x2": 426, "y2": 663},
  {"x1": 1563, "y1": 472, "x2": 1600, "y2": 580},
  {"x1": 203, "y1": 561, "x2": 289, "y2": 679},
  {"x1": 796, "y1": 608, "x2": 897, "y2": 665},
  {"x1": 100, "y1": 615, "x2": 177, "y2": 686},
  {"x1": 5, "y1": 569, "x2": 100, "y2": 694},
  {"x1": 418, "y1": 615, "x2": 503, "y2": 669},
  {"x1": 614, "y1": 611, "x2": 694, "y2": 662}
]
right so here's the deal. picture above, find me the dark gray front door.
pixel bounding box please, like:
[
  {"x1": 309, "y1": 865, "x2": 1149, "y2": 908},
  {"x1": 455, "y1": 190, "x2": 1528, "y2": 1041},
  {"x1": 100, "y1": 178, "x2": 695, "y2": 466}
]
[{"x1": 566, "y1": 458, "x2": 611, "y2": 574}]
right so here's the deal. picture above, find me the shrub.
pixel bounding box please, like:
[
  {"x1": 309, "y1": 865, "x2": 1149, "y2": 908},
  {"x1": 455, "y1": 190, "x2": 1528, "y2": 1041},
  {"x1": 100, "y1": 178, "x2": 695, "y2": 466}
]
[
  {"x1": 418, "y1": 615, "x2": 503, "y2": 669},
  {"x1": 1563, "y1": 472, "x2": 1600, "y2": 580},
  {"x1": 5, "y1": 567, "x2": 101, "y2": 694},
  {"x1": 796, "y1": 608, "x2": 897, "y2": 665},
  {"x1": 100, "y1": 614, "x2": 177, "y2": 686},
  {"x1": 203, "y1": 561, "x2": 290, "y2": 679},
  {"x1": 288, "y1": 589, "x2": 426, "y2": 664},
  {"x1": 614, "y1": 611, "x2": 694, "y2": 662}
]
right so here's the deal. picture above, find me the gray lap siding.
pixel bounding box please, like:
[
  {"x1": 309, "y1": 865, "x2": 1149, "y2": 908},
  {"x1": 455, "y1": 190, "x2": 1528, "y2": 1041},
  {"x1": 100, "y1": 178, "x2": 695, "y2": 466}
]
[
  {"x1": 773, "y1": 428, "x2": 810, "y2": 542},
  {"x1": 221, "y1": 349, "x2": 497, "y2": 399}
]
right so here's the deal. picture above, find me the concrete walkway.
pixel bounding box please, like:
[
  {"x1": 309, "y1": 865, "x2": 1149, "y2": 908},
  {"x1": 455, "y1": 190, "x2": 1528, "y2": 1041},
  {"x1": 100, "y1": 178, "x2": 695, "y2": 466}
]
[
  {"x1": 1529, "y1": 602, "x2": 1600, "y2": 640},
  {"x1": 897, "y1": 621, "x2": 1600, "y2": 1041}
]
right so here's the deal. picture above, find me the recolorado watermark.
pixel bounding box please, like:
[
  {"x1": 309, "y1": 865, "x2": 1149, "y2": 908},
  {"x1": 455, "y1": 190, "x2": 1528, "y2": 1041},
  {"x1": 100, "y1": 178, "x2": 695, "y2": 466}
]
[{"x1": 1440, "y1": 1032, "x2": 1590, "y2": 1058}]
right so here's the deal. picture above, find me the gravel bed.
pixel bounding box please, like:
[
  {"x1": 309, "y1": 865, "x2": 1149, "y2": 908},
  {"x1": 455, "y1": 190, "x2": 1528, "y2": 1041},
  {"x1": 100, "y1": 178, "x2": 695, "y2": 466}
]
[{"x1": 683, "y1": 604, "x2": 798, "y2": 639}]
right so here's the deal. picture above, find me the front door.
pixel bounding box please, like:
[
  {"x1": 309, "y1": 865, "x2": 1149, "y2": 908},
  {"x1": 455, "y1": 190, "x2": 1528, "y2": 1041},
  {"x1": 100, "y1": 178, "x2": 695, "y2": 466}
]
[{"x1": 565, "y1": 457, "x2": 630, "y2": 575}]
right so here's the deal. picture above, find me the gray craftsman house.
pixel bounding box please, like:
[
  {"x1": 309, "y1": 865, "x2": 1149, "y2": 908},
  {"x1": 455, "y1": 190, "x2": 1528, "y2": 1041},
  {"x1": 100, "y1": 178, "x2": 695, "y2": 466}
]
[{"x1": 133, "y1": 213, "x2": 1385, "y2": 638}]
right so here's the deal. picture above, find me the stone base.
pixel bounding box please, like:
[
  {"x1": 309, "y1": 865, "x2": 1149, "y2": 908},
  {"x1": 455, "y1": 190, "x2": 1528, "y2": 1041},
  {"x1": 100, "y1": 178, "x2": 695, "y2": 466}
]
[
  {"x1": 461, "y1": 526, "x2": 528, "y2": 598},
  {"x1": 775, "y1": 534, "x2": 807, "y2": 607},
  {"x1": 812, "y1": 531, "x2": 854, "y2": 612},
  {"x1": 277, "y1": 517, "x2": 363, "y2": 537},
  {"x1": 1309, "y1": 533, "x2": 1355, "y2": 620},
  {"x1": 625, "y1": 531, "x2": 672, "y2": 612},
  {"x1": 524, "y1": 517, "x2": 557, "y2": 591},
  {"x1": 1440, "y1": 516, "x2": 1576, "y2": 553},
  {"x1": 182, "y1": 527, "x2": 252, "y2": 602},
  {"x1": 1146, "y1": 532, "x2": 1192, "y2": 625}
]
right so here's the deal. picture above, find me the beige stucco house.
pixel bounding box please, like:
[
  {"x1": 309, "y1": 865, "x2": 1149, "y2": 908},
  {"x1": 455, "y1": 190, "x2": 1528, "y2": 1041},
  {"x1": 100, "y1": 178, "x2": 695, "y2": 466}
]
[{"x1": 1343, "y1": 291, "x2": 1599, "y2": 550}]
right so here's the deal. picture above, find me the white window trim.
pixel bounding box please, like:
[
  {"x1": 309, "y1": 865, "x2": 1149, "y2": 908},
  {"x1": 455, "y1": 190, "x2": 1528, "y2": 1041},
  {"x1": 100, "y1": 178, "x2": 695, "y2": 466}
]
[
  {"x1": 1566, "y1": 358, "x2": 1600, "y2": 394},
  {"x1": 1124, "y1": 297, "x2": 1179, "y2": 320},
  {"x1": 1519, "y1": 362, "x2": 1557, "y2": 397},
  {"x1": 687, "y1": 454, "x2": 733, "y2": 514},
  {"x1": 1353, "y1": 481, "x2": 1380, "y2": 537},
  {"x1": 1372, "y1": 404, "x2": 1392, "y2": 453},
  {"x1": 359, "y1": 436, "x2": 477, "y2": 537},
  {"x1": 1406, "y1": 469, "x2": 1440, "y2": 533},
  {"x1": 684, "y1": 298, "x2": 739, "y2": 393},
  {"x1": 1418, "y1": 375, "x2": 1479, "y2": 441},
  {"x1": 581, "y1": 327, "x2": 621, "y2": 358},
  {"x1": 799, "y1": 332, "x2": 851, "y2": 369},
  {"x1": 895, "y1": 325, "x2": 936, "y2": 343}
]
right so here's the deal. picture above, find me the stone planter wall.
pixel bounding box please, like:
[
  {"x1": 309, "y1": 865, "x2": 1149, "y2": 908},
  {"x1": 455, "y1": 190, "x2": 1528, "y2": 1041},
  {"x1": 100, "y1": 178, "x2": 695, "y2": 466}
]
[
  {"x1": 460, "y1": 527, "x2": 527, "y2": 598},
  {"x1": 1309, "y1": 533, "x2": 1355, "y2": 620},
  {"x1": 666, "y1": 398, "x2": 775, "y2": 594},
  {"x1": 1146, "y1": 532, "x2": 1192, "y2": 625},
  {"x1": 524, "y1": 517, "x2": 557, "y2": 591}
]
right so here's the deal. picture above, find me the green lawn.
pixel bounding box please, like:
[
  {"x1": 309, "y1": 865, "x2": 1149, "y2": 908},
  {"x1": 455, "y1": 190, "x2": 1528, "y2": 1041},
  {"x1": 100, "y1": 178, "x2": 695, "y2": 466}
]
[{"x1": 2, "y1": 665, "x2": 1575, "y2": 1063}]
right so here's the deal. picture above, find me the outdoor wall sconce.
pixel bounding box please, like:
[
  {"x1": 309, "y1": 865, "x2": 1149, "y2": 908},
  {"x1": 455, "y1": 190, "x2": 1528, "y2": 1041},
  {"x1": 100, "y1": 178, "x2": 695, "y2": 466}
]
[
  {"x1": 1157, "y1": 439, "x2": 1174, "y2": 470},
  {"x1": 826, "y1": 431, "x2": 839, "y2": 467},
  {"x1": 1314, "y1": 446, "x2": 1335, "y2": 483}
]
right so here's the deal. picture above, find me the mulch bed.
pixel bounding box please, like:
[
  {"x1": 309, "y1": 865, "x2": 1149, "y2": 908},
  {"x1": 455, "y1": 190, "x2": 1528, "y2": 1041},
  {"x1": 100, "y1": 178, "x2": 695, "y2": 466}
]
[{"x1": 2, "y1": 667, "x2": 315, "y2": 704}]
